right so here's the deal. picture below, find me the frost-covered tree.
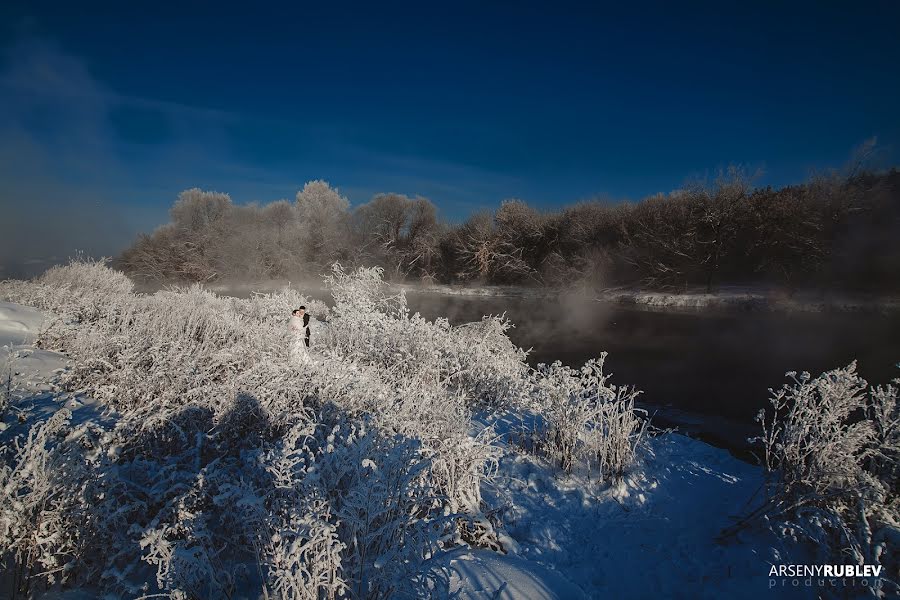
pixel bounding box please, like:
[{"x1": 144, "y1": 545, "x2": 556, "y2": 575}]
[{"x1": 295, "y1": 180, "x2": 353, "y2": 270}]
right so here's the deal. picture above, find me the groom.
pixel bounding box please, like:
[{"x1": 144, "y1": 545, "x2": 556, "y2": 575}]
[{"x1": 291, "y1": 306, "x2": 311, "y2": 347}]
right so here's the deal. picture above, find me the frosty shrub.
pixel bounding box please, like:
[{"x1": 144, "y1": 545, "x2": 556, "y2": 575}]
[
  {"x1": 322, "y1": 263, "x2": 529, "y2": 408},
  {"x1": 0, "y1": 262, "x2": 498, "y2": 597},
  {"x1": 0, "y1": 259, "x2": 647, "y2": 598},
  {"x1": 0, "y1": 409, "x2": 103, "y2": 595},
  {"x1": 1, "y1": 255, "x2": 134, "y2": 327},
  {"x1": 0, "y1": 347, "x2": 12, "y2": 421},
  {"x1": 238, "y1": 285, "x2": 330, "y2": 326},
  {"x1": 743, "y1": 362, "x2": 899, "y2": 597},
  {"x1": 527, "y1": 353, "x2": 648, "y2": 479},
  {"x1": 320, "y1": 264, "x2": 509, "y2": 548}
]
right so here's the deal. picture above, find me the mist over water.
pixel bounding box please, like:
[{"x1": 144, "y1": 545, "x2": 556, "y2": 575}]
[
  {"x1": 419, "y1": 292, "x2": 895, "y2": 383},
  {"x1": 412, "y1": 292, "x2": 900, "y2": 456}
]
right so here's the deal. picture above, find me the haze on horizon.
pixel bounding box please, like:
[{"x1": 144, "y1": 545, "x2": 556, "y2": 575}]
[{"x1": 1, "y1": 1, "x2": 899, "y2": 276}]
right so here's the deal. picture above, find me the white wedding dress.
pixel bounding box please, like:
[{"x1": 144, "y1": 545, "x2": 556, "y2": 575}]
[{"x1": 288, "y1": 315, "x2": 311, "y2": 363}]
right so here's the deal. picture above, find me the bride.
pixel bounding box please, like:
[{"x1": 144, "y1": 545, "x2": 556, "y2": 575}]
[{"x1": 289, "y1": 307, "x2": 311, "y2": 363}]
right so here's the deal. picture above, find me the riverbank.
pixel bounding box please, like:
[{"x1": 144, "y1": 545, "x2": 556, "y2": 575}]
[{"x1": 397, "y1": 283, "x2": 900, "y2": 315}]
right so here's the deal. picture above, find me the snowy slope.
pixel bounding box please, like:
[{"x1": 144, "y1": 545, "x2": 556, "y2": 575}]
[
  {"x1": 498, "y1": 437, "x2": 809, "y2": 599},
  {"x1": 0, "y1": 301, "x2": 83, "y2": 436},
  {"x1": 0, "y1": 300, "x2": 68, "y2": 395},
  {"x1": 0, "y1": 300, "x2": 48, "y2": 347},
  {"x1": 449, "y1": 414, "x2": 814, "y2": 600}
]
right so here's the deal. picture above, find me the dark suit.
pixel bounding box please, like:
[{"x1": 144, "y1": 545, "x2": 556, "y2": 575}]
[{"x1": 302, "y1": 313, "x2": 311, "y2": 347}]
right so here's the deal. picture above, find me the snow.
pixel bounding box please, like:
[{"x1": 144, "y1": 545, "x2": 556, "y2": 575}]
[
  {"x1": 0, "y1": 300, "x2": 48, "y2": 346},
  {"x1": 598, "y1": 288, "x2": 900, "y2": 315},
  {"x1": 1, "y1": 300, "x2": 68, "y2": 394},
  {"x1": 0, "y1": 293, "x2": 829, "y2": 598},
  {"x1": 0, "y1": 301, "x2": 103, "y2": 439},
  {"x1": 449, "y1": 429, "x2": 814, "y2": 600},
  {"x1": 450, "y1": 550, "x2": 589, "y2": 599}
]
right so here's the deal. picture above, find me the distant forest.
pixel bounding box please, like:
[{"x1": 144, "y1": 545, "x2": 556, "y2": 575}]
[{"x1": 119, "y1": 167, "x2": 900, "y2": 292}]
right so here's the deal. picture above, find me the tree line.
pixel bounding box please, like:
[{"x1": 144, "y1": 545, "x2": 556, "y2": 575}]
[{"x1": 119, "y1": 169, "x2": 900, "y2": 292}]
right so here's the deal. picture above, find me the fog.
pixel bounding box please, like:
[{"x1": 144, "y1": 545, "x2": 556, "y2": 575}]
[{"x1": 0, "y1": 37, "x2": 141, "y2": 277}]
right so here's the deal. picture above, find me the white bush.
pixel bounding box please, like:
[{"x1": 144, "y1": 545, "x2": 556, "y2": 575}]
[
  {"x1": 0, "y1": 347, "x2": 12, "y2": 421},
  {"x1": 0, "y1": 409, "x2": 102, "y2": 590},
  {"x1": 528, "y1": 354, "x2": 648, "y2": 479},
  {"x1": 1, "y1": 255, "x2": 133, "y2": 325},
  {"x1": 745, "y1": 363, "x2": 899, "y2": 597},
  {"x1": 0, "y1": 259, "x2": 646, "y2": 598}
]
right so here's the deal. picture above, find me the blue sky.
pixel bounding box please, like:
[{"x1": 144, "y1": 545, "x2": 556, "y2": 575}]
[{"x1": 1, "y1": 1, "x2": 899, "y2": 271}]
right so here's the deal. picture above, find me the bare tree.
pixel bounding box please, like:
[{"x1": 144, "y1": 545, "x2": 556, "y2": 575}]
[
  {"x1": 620, "y1": 192, "x2": 700, "y2": 289},
  {"x1": 117, "y1": 158, "x2": 899, "y2": 292},
  {"x1": 746, "y1": 185, "x2": 824, "y2": 292},
  {"x1": 490, "y1": 200, "x2": 545, "y2": 284},
  {"x1": 456, "y1": 211, "x2": 502, "y2": 282},
  {"x1": 692, "y1": 167, "x2": 755, "y2": 292},
  {"x1": 170, "y1": 188, "x2": 233, "y2": 233},
  {"x1": 352, "y1": 193, "x2": 439, "y2": 279}
]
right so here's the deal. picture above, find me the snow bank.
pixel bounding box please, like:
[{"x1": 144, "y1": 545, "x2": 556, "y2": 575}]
[
  {"x1": 0, "y1": 300, "x2": 47, "y2": 346},
  {"x1": 0, "y1": 301, "x2": 70, "y2": 433},
  {"x1": 450, "y1": 550, "x2": 588, "y2": 599},
  {"x1": 465, "y1": 431, "x2": 814, "y2": 599},
  {"x1": 599, "y1": 289, "x2": 900, "y2": 314}
]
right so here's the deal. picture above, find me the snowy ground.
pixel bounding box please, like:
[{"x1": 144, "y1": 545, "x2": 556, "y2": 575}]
[
  {"x1": 449, "y1": 412, "x2": 814, "y2": 599},
  {"x1": 1, "y1": 300, "x2": 816, "y2": 599},
  {"x1": 1, "y1": 303, "x2": 75, "y2": 433},
  {"x1": 0, "y1": 301, "x2": 49, "y2": 347}
]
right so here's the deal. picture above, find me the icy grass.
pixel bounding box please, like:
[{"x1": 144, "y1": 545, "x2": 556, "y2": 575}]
[
  {"x1": 0, "y1": 348, "x2": 11, "y2": 422},
  {"x1": 731, "y1": 363, "x2": 900, "y2": 597},
  {"x1": 0, "y1": 258, "x2": 648, "y2": 599}
]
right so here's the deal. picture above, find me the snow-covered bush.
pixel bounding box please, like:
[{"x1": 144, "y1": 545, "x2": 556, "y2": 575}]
[
  {"x1": 0, "y1": 259, "x2": 647, "y2": 597},
  {"x1": 527, "y1": 354, "x2": 648, "y2": 479},
  {"x1": 0, "y1": 409, "x2": 104, "y2": 592},
  {"x1": 0, "y1": 348, "x2": 12, "y2": 421},
  {"x1": 299, "y1": 419, "x2": 452, "y2": 599},
  {"x1": 868, "y1": 378, "x2": 900, "y2": 496},
  {"x1": 322, "y1": 263, "x2": 528, "y2": 408},
  {"x1": 238, "y1": 286, "x2": 330, "y2": 325},
  {"x1": 320, "y1": 264, "x2": 507, "y2": 547},
  {"x1": 747, "y1": 362, "x2": 899, "y2": 597},
  {"x1": 1, "y1": 255, "x2": 133, "y2": 326}
]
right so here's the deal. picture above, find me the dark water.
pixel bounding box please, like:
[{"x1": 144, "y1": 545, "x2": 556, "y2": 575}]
[
  {"x1": 400, "y1": 292, "x2": 900, "y2": 459},
  {"x1": 213, "y1": 284, "x2": 900, "y2": 460}
]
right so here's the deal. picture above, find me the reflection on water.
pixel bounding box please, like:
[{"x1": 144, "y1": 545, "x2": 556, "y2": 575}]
[{"x1": 212, "y1": 283, "x2": 900, "y2": 460}]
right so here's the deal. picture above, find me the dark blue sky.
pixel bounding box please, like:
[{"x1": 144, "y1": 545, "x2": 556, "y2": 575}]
[{"x1": 1, "y1": 1, "x2": 899, "y2": 269}]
